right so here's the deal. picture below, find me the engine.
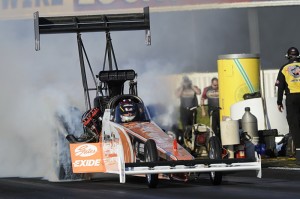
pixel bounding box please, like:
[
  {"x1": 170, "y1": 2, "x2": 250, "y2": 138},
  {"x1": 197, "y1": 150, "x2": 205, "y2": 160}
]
[{"x1": 82, "y1": 107, "x2": 102, "y2": 135}]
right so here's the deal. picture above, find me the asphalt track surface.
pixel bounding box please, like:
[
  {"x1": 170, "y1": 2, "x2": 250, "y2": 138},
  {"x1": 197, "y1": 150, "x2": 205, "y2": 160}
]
[{"x1": 1, "y1": 168, "x2": 300, "y2": 199}]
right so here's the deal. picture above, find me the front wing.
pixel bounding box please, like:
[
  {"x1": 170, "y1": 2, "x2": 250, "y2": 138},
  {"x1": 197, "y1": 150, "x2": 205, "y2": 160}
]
[{"x1": 117, "y1": 148, "x2": 261, "y2": 183}]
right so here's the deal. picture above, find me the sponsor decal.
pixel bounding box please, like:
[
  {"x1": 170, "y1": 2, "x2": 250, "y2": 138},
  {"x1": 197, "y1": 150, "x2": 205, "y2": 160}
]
[
  {"x1": 75, "y1": 144, "x2": 97, "y2": 157},
  {"x1": 206, "y1": 90, "x2": 219, "y2": 98},
  {"x1": 69, "y1": 143, "x2": 106, "y2": 173},
  {"x1": 73, "y1": 159, "x2": 101, "y2": 167},
  {"x1": 288, "y1": 65, "x2": 300, "y2": 78}
]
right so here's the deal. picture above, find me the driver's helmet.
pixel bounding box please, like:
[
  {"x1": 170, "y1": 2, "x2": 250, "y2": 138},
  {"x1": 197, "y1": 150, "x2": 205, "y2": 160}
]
[{"x1": 118, "y1": 99, "x2": 137, "y2": 122}]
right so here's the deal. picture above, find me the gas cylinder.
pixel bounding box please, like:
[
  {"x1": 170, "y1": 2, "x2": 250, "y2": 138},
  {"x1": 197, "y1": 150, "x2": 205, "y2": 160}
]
[{"x1": 241, "y1": 107, "x2": 258, "y2": 139}]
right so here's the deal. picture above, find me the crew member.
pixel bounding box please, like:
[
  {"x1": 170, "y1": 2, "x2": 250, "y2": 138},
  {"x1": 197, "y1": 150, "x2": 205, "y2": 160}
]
[
  {"x1": 201, "y1": 77, "x2": 220, "y2": 139},
  {"x1": 276, "y1": 47, "x2": 300, "y2": 163},
  {"x1": 175, "y1": 76, "x2": 201, "y2": 130}
]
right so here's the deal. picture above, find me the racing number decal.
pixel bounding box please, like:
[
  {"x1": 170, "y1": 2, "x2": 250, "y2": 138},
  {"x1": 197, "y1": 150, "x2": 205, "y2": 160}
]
[{"x1": 69, "y1": 143, "x2": 106, "y2": 173}]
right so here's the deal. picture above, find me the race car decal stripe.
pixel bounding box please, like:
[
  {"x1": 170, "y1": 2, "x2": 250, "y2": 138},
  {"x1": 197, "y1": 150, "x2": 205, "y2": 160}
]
[
  {"x1": 109, "y1": 122, "x2": 193, "y2": 161},
  {"x1": 110, "y1": 122, "x2": 147, "y2": 143},
  {"x1": 116, "y1": 128, "x2": 134, "y2": 163},
  {"x1": 110, "y1": 122, "x2": 168, "y2": 157}
]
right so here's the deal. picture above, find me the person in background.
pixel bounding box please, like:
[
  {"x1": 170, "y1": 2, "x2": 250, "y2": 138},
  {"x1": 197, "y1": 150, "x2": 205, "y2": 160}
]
[
  {"x1": 276, "y1": 47, "x2": 300, "y2": 163},
  {"x1": 201, "y1": 77, "x2": 220, "y2": 139},
  {"x1": 175, "y1": 76, "x2": 201, "y2": 130}
]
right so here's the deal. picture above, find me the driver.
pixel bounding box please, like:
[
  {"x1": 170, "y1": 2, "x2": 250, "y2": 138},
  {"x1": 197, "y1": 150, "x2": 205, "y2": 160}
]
[{"x1": 118, "y1": 99, "x2": 138, "y2": 122}]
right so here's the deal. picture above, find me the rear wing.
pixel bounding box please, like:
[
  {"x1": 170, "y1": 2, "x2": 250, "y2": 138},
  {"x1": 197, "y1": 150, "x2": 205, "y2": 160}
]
[{"x1": 34, "y1": 7, "x2": 150, "y2": 50}]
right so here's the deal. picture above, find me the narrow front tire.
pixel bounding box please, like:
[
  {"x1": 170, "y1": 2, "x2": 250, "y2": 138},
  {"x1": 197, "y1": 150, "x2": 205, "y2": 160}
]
[{"x1": 144, "y1": 139, "x2": 159, "y2": 188}]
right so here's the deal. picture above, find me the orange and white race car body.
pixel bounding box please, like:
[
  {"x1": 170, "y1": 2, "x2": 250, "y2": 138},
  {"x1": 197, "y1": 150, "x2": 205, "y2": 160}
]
[
  {"x1": 69, "y1": 108, "x2": 194, "y2": 174},
  {"x1": 69, "y1": 107, "x2": 261, "y2": 184}
]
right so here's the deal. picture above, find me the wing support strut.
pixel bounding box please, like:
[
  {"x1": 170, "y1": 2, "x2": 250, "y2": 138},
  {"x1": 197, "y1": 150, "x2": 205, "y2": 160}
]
[{"x1": 34, "y1": 7, "x2": 150, "y2": 110}]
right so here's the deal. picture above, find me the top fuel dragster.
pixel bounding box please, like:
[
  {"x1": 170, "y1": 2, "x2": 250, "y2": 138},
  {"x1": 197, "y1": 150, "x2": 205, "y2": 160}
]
[{"x1": 34, "y1": 7, "x2": 261, "y2": 188}]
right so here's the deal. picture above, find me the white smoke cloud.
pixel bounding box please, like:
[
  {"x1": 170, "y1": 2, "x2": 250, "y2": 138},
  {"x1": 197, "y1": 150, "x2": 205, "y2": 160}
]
[
  {"x1": 0, "y1": 19, "x2": 85, "y2": 179},
  {"x1": 0, "y1": 7, "x2": 262, "y2": 179},
  {"x1": 0, "y1": 17, "x2": 179, "y2": 180},
  {"x1": 0, "y1": 85, "x2": 81, "y2": 178}
]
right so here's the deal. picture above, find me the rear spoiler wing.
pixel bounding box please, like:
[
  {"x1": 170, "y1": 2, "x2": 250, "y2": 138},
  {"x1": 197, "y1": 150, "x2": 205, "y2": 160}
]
[{"x1": 34, "y1": 7, "x2": 150, "y2": 50}]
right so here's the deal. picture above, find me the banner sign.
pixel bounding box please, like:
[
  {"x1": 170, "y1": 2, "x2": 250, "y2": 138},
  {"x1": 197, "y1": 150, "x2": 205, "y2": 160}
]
[
  {"x1": 1, "y1": 0, "x2": 299, "y2": 20},
  {"x1": 73, "y1": 0, "x2": 251, "y2": 11},
  {"x1": 0, "y1": 0, "x2": 74, "y2": 19}
]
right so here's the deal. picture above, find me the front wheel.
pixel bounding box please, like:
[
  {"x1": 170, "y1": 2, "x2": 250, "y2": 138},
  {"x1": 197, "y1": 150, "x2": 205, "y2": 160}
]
[
  {"x1": 144, "y1": 139, "x2": 159, "y2": 188},
  {"x1": 208, "y1": 136, "x2": 222, "y2": 185}
]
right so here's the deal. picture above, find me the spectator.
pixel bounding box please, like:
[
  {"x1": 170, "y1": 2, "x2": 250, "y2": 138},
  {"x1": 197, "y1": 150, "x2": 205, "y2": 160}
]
[
  {"x1": 175, "y1": 76, "x2": 201, "y2": 130},
  {"x1": 201, "y1": 77, "x2": 220, "y2": 139}
]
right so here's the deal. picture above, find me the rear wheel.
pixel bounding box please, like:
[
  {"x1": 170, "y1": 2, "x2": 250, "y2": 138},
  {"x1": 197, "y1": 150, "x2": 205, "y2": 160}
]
[
  {"x1": 144, "y1": 139, "x2": 159, "y2": 188},
  {"x1": 208, "y1": 136, "x2": 222, "y2": 185}
]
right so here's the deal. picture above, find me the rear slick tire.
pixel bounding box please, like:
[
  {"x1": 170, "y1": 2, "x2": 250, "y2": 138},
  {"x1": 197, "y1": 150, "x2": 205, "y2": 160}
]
[
  {"x1": 144, "y1": 139, "x2": 159, "y2": 188},
  {"x1": 208, "y1": 136, "x2": 222, "y2": 185}
]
